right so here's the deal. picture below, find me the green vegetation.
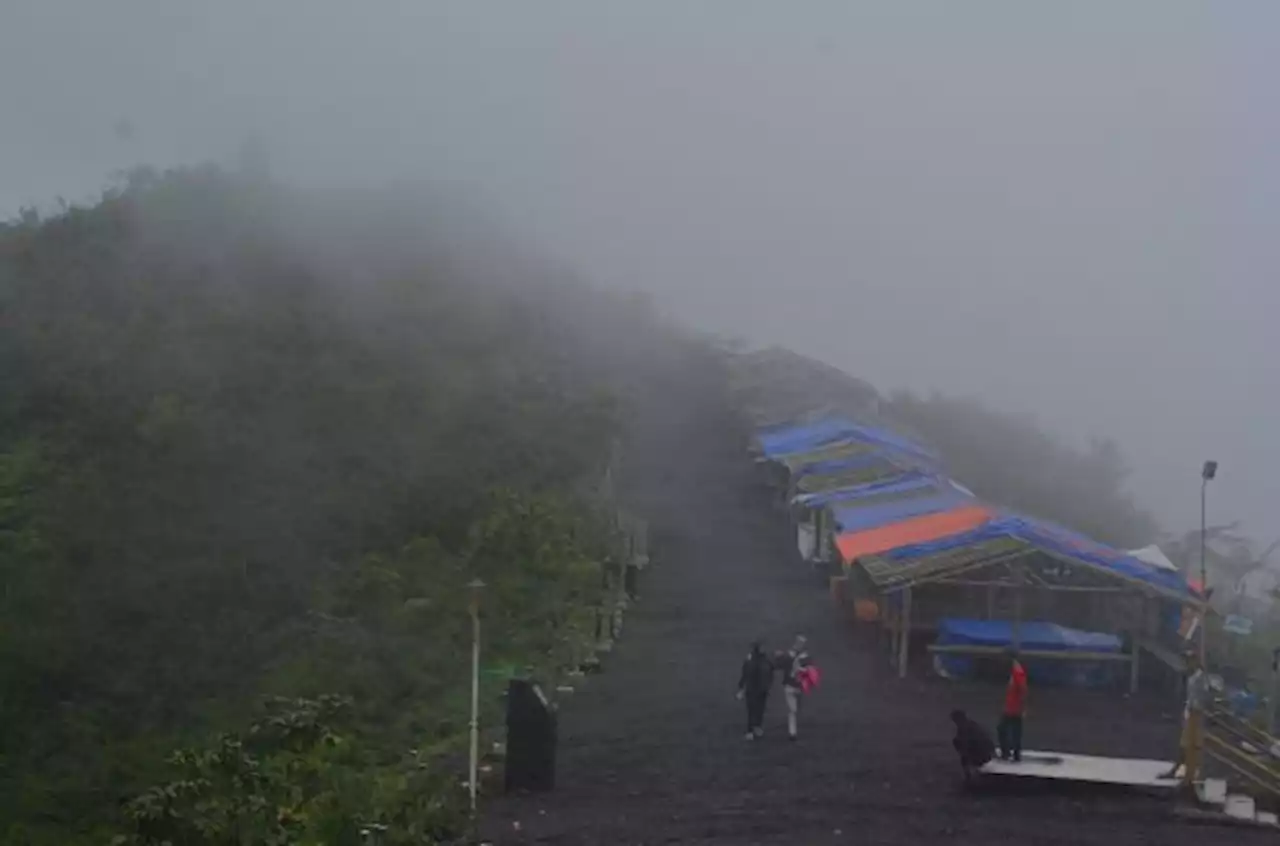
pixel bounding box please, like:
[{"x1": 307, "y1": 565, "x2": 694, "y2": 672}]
[{"x1": 0, "y1": 165, "x2": 650, "y2": 843}]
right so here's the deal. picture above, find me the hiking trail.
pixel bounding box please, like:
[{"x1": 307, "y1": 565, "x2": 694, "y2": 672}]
[{"x1": 481, "y1": 344, "x2": 1269, "y2": 845}]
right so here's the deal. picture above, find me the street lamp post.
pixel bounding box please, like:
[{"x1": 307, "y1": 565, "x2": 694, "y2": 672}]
[
  {"x1": 467, "y1": 578, "x2": 486, "y2": 819},
  {"x1": 1200, "y1": 461, "x2": 1217, "y2": 667}
]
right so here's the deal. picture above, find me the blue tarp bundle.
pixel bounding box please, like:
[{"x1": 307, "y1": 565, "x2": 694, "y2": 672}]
[
  {"x1": 879, "y1": 511, "x2": 1190, "y2": 599},
  {"x1": 934, "y1": 618, "x2": 1123, "y2": 688},
  {"x1": 793, "y1": 470, "x2": 939, "y2": 507},
  {"x1": 830, "y1": 490, "x2": 973, "y2": 534}
]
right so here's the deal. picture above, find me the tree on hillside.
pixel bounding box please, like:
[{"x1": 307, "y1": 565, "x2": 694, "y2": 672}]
[{"x1": 884, "y1": 391, "x2": 1158, "y2": 548}]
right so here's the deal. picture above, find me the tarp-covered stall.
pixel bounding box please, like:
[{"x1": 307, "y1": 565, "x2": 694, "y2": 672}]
[
  {"x1": 853, "y1": 510, "x2": 1194, "y2": 684},
  {"x1": 754, "y1": 416, "x2": 937, "y2": 470},
  {"x1": 836, "y1": 505, "x2": 996, "y2": 565},
  {"x1": 932, "y1": 618, "x2": 1125, "y2": 688},
  {"x1": 866, "y1": 512, "x2": 1192, "y2": 600},
  {"x1": 732, "y1": 345, "x2": 1197, "y2": 699},
  {"x1": 787, "y1": 453, "x2": 918, "y2": 564},
  {"x1": 793, "y1": 471, "x2": 939, "y2": 508},
  {"x1": 793, "y1": 456, "x2": 907, "y2": 498},
  {"x1": 831, "y1": 504, "x2": 994, "y2": 628},
  {"x1": 830, "y1": 490, "x2": 973, "y2": 535},
  {"x1": 753, "y1": 419, "x2": 912, "y2": 517}
]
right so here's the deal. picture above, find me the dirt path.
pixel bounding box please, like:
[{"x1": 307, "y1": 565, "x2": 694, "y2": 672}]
[{"x1": 481, "y1": 344, "x2": 1268, "y2": 845}]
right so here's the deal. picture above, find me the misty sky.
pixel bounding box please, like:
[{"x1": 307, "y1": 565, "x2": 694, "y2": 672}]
[{"x1": 3, "y1": 2, "x2": 1276, "y2": 541}]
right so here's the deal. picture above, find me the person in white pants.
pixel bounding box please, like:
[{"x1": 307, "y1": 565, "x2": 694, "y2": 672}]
[{"x1": 777, "y1": 635, "x2": 812, "y2": 741}]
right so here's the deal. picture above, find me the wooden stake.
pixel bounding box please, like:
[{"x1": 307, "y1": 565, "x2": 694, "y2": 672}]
[{"x1": 898, "y1": 585, "x2": 913, "y2": 679}]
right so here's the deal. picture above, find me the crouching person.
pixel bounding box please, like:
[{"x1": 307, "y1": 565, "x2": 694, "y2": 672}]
[{"x1": 950, "y1": 709, "x2": 996, "y2": 784}]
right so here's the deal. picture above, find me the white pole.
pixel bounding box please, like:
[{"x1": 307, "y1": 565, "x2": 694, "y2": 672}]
[{"x1": 467, "y1": 579, "x2": 485, "y2": 817}]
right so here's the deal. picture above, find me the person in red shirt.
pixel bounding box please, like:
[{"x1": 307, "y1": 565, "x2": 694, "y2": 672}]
[{"x1": 997, "y1": 650, "x2": 1028, "y2": 762}]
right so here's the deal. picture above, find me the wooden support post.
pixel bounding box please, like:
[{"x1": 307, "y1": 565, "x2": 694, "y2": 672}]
[
  {"x1": 1011, "y1": 563, "x2": 1024, "y2": 652},
  {"x1": 898, "y1": 585, "x2": 913, "y2": 679},
  {"x1": 886, "y1": 600, "x2": 896, "y2": 664},
  {"x1": 1130, "y1": 641, "x2": 1141, "y2": 695}
]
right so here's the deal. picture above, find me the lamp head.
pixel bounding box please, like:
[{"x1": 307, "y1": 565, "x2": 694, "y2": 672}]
[{"x1": 1202, "y1": 460, "x2": 1218, "y2": 481}]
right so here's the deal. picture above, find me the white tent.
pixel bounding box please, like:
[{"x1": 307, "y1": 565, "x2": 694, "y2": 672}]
[{"x1": 1128, "y1": 544, "x2": 1179, "y2": 573}]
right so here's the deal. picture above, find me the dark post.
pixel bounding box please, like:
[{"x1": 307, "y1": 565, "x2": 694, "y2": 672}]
[
  {"x1": 504, "y1": 679, "x2": 557, "y2": 793},
  {"x1": 1200, "y1": 460, "x2": 1217, "y2": 667}
]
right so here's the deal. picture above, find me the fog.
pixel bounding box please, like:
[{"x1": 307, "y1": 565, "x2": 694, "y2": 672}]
[{"x1": 3, "y1": 1, "x2": 1276, "y2": 537}]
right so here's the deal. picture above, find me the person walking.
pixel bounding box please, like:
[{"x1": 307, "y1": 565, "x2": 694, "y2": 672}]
[
  {"x1": 997, "y1": 650, "x2": 1028, "y2": 762},
  {"x1": 736, "y1": 640, "x2": 774, "y2": 739},
  {"x1": 777, "y1": 635, "x2": 814, "y2": 741}
]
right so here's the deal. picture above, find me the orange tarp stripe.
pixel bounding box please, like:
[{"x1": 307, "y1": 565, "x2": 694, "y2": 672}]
[{"x1": 836, "y1": 504, "x2": 995, "y2": 564}]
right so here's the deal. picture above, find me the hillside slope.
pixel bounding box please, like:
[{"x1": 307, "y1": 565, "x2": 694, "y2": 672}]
[{"x1": 0, "y1": 166, "x2": 677, "y2": 843}]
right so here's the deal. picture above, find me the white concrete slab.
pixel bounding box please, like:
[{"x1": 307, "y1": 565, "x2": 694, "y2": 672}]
[
  {"x1": 1225, "y1": 795, "x2": 1257, "y2": 820},
  {"x1": 980, "y1": 751, "x2": 1180, "y2": 790}
]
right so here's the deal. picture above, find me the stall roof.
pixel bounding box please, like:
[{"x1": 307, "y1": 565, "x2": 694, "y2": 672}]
[
  {"x1": 756, "y1": 417, "x2": 857, "y2": 457},
  {"x1": 756, "y1": 416, "x2": 937, "y2": 464},
  {"x1": 780, "y1": 439, "x2": 878, "y2": 472},
  {"x1": 830, "y1": 490, "x2": 973, "y2": 535},
  {"x1": 793, "y1": 470, "x2": 938, "y2": 507},
  {"x1": 843, "y1": 421, "x2": 939, "y2": 464},
  {"x1": 792, "y1": 452, "x2": 884, "y2": 482},
  {"x1": 861, "y1": 512, "x2": 1191, "y2": 600},
  {"x1": 863, "y1": 534, "x2": 1027, "y2": 590},
  {"x1": 835, "y1": 504, "x2": 997, "y2": 564},
  {"x1": 794, "y1": 458, "x2": 906, "y2": 495}
]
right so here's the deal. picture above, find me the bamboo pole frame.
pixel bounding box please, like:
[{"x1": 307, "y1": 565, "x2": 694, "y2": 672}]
[
  {"x1": 935, "y1": 579, "x2": 1129, "y2": 594},
  {"x1": 926, "y1": 644, "x2": 1133, "y2": 662}
]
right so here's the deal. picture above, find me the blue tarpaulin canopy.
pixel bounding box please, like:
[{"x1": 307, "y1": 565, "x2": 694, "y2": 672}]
[
  {"x1": 880, "y1": 511, "x2": 1190, "y2": 599},
  {"x1": 757, "y1": 418, "x2": 858, "y2": 457},
  {"x1": 938, "y1": 618, "x2": 1121, "y2": 652},
  {"x1": 934, "y1": 618, "x2": 1123, "y2": 688},
  {"x1": 830, "y1": 490, "x2": 973, "y2": 534},
  {"x1": 757, "y1": 417, "x2": 936, "y2": 463}
]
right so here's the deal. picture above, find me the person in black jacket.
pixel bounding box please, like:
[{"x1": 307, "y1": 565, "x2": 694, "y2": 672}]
[
  {"x1": 951, "y1": 709, "x2": 996, "y2": 783},
  {"x1": 736, "y1": 640, "x2": 775, "y2": 740}
]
